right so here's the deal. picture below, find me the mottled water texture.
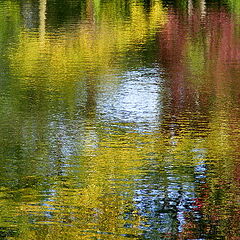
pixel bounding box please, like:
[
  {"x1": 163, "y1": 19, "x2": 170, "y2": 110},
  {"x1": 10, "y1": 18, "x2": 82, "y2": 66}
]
[{"x1": 0, "y1": 0, "x2": 240, "y2": 239}]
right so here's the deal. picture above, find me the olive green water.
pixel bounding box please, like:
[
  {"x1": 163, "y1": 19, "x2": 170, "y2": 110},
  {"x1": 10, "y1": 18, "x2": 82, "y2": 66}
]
[{"x1": 0, "y1": 0, "x2": 240, "y2": 239}]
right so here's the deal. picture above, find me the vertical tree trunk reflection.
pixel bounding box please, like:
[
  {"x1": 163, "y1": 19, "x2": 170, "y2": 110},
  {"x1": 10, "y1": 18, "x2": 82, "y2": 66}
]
[
  {"x1": 188, "y1": 0, "x2": 193, "y2": 16},
  {"x1": 39, "y1": 0, "x2": 47, "y2": 42},
  {"x1": 200, "y1": 0, "x2": 206, "y2": 18}
]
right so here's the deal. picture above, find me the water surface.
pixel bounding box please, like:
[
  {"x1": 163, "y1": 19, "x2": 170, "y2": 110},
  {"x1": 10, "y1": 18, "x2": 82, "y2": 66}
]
[{"x1": 0, "y1": 0, "x2": 240, "y2": 239}]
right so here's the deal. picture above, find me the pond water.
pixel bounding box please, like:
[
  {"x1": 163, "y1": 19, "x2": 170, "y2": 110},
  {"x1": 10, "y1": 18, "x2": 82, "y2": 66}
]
[{"x1": 0, "y1": 0, "x2": 240, "y2": 239}]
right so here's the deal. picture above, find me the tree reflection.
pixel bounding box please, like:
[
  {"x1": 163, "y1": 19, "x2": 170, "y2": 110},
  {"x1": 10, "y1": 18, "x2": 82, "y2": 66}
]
[
  {"x1": 0, "y1": 0, "x2": 240, "y2": 239},
  {"x1": 157, "y1": 0, "x2": 240, "y2": 238}
]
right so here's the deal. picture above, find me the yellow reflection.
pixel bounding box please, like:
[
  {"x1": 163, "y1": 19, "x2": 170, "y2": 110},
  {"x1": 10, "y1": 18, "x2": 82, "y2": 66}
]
[
  {"x1": 16, "y1": 131, "x2": 152, "y2": 239},
  {"x1": 9, "y1": 0, "x2": 166, "y2": 91}
]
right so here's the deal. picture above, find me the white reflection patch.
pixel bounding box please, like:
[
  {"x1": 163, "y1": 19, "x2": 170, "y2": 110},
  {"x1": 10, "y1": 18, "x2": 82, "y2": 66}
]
[{"x1": 97, "y1": 68, "x2": 162, "y2": 131}]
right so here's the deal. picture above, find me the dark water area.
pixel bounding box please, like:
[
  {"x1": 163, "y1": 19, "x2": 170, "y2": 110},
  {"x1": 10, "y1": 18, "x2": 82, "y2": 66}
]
[{"x1": 0, "y1": 0, "x2": 240, "y2": 239}]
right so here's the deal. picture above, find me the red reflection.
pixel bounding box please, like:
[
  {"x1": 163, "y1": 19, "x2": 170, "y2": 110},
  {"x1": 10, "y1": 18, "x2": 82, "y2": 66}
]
[
  {"x1": 158, "y1": 5, "x2": 240, "y2": 108},
  {"x1": 158, "y1": 3, "x2": 240, "y2": 238}
]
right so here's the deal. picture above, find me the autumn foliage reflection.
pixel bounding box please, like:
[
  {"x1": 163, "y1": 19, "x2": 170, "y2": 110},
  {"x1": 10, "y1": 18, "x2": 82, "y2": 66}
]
[
  {"x1": 1, "y1": 0, "x2": 240, "y2": 239},
  {"x1": 158, "y1": 2, "x2": 240, "y2": 238}
]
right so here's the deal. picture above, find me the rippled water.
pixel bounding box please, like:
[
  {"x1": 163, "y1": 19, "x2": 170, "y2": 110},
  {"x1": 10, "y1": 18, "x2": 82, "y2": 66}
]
[{"x1": 0, "y1": 0, "x2": 240, "y2": 239}]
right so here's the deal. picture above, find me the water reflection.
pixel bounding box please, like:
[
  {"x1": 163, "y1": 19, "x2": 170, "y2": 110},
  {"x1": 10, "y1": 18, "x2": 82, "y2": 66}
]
[
  {"x1": 97, "y1": 68, "x2": 162, "y2": 132},
  {"x1": 156, "y1": 1, "x2": 240, "y2": 238},
  {"x1": 0, "y1": 0, "x2": 240, "y2": 239}
]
